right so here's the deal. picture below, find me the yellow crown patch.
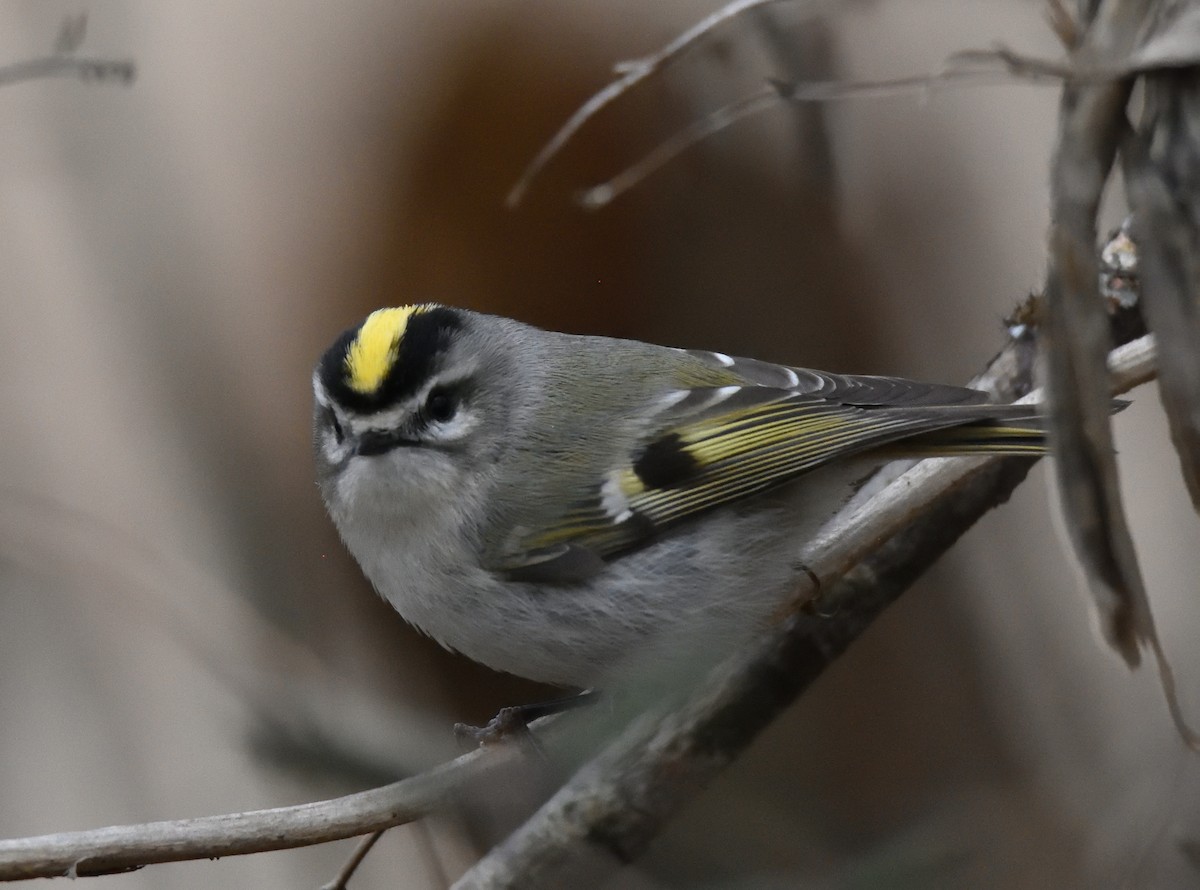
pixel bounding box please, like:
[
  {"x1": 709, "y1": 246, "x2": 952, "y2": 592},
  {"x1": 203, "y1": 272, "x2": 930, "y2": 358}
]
[{"x1": 344, "y1": 305, "x2": 436, "y2": 394}]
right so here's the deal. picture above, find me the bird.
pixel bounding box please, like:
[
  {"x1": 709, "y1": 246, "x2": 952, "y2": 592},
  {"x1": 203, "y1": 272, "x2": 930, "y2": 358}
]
[{"x1": 312, "y1": 304, "x2": 1044, "y2": 691}]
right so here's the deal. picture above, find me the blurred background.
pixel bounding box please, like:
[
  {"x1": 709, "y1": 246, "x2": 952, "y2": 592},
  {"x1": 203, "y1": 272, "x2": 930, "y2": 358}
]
[{"x1": 2, "y1": 2, "x2": 1199, "y2": 887}]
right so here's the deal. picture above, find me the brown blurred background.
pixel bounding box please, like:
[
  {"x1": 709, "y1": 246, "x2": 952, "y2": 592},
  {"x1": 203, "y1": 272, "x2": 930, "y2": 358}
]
[{"x1": 2, "y1": 2, "x2": 1199, "y2": 887}]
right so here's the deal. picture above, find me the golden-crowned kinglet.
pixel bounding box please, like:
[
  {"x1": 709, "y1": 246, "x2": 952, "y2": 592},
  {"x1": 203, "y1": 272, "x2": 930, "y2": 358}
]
[{"x1": 313, "y1": 305, "x2": 1043, "y2": 688}]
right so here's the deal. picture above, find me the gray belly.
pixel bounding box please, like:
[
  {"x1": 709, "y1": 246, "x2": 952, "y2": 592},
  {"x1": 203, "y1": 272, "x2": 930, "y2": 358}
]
[{"x1": 374, "y1": 462, "x2": 870, "y2": 688}]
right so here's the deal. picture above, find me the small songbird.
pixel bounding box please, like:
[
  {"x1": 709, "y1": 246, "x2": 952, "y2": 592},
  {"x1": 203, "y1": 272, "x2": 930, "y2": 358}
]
[{"x1": 313, "y1": 305, "x2": 1043, "y2": 689}]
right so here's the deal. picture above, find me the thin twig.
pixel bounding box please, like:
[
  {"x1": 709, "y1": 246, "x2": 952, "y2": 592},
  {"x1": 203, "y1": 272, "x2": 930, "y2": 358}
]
[
  {"x1": 320, "y1": 830, "x2": 385, "y2": 890},
  {"x1": 505, "y1": 0, "x2": 831, "y2": 206},
  {"x1": 578, "y1": 63, "x2": 1047, "y2": 209},
  {"x1": 0, "y1": 14, "x2": 134, "y2": 89},
  {"x1": 578, "y1": 85, "x2": 779, "y2": 209},
  {"x1": 507, "y1": 5, "x2": 1103, "y2": 211},
  {"x1": 0, "y1": 745, "x2": 517, "y2": 881},
  {"x1": 412, "y1": 819, "x2": 452, "y2": 889},
  {"x1": 561, "y1": 53, "x2": 1060, "y2": 210},
  {"x1": 0, "y1": 55, "x2": 135, "y2": 88},
  {"x1": 510, "y1": 0, "x2": 1200, "y2": 209}
]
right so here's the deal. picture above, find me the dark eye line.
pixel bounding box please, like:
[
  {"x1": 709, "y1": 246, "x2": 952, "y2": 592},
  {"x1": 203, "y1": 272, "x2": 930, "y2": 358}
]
[
  {"x1": 333, "y1": 380, "x2": 467, "y2": 452},
  {"x1": 325, "y1": 406, "x2": 345, "y2": 444}
]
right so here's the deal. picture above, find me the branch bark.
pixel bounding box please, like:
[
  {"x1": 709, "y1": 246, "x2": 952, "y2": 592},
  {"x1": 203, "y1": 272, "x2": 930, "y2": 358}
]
[{"x1": 0, "y1": 746, "x2": 513, "y2": 881}]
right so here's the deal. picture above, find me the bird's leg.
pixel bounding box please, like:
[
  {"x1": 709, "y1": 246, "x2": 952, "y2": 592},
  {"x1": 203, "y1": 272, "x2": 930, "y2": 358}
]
[{"x1": 454, "y1": 689, "x2": 599, "y2": 747}]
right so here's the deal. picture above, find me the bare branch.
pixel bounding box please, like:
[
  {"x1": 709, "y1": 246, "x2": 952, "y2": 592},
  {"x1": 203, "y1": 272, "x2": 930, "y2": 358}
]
[
  {"x1": 578, "y1": 85, "x2": 780, "y2": 210},
  {"x1": 53, "y1": 13, "x2": 88, "y2": 56},
  {"x1": 0, "y1": 745, "x2": 517, "y2": 881},
  {"x1": 0, "y1": 54, "x2": 135, "y2": 88},
  {"x1": 580, "y1": 62, "x2": 1053, "y2": 209},
  {"x1": 510, "y1": 0, "x2": 1200, "y2": 212},
  {"x1": 505, "y1": 0, "x2": 833, "y2": 207},
  {"x1": 0, "y1": 15, "x2": 134, "y2": 89},
  {"x1": 320, "y1": 831, "x2": 385, "y2": 890}
]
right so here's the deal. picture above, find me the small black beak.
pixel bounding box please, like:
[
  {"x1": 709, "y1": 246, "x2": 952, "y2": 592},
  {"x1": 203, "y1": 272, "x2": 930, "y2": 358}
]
[{"x1": 354, "y1": 429, "x2": 416, "y2": 456}]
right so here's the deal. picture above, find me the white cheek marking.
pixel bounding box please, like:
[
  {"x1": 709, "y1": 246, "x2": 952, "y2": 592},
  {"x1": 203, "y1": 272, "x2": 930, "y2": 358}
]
[
  {"x1": 322, "y1": 430, "x2": 346, "y2": 464},
  {"x1": 426, "y1": 408, "x2": 480, "y2": 442},
  {"x1": 312, "y1": 373, "x2": 330, "y2": 405}
]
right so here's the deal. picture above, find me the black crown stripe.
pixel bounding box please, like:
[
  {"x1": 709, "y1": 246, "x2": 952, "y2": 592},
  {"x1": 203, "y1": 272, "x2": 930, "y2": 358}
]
[{"x1": 318, "y1": 306, "x2": 463, "y2": 413}]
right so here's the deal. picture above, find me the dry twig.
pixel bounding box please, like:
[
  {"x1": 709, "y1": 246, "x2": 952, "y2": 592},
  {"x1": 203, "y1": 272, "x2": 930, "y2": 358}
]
[
  {"x1": 0, "y1": 15, "x2": 134, "y2": 88},
  {"x1": 0, "y1": 746, "x2": 515, "y2": 881},
  {"x1": 320, "y1": 831, "x2": 384, "y2": 890},
  {"x1": 506, "y1": 0, "x2": 833, "y2": 206}
]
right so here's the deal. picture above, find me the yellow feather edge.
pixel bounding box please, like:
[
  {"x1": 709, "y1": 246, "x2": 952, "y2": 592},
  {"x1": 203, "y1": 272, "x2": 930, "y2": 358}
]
[{"x1": 519, "y1": 399, "x2": 1047, "y2": 559}]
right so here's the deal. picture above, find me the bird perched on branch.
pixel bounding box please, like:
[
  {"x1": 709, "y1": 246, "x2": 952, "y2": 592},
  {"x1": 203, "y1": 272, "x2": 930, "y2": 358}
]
[{"x1": 313, "y1": 305, "x2": 1044, "y2": 690}]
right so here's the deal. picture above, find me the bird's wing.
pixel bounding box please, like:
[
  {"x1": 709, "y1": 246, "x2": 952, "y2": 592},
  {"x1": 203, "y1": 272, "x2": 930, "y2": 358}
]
[{"x1": 492, "y1": 358, "x2": 1042, "y2": 582}]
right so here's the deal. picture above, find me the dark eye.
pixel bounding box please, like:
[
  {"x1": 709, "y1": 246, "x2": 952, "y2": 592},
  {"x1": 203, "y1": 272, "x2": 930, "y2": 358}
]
[
  {"x1": 326, "y1": 407, "x2": 344, "y2": 444},
  {"x1": 424, "y1": 387, "x2": 458, "y2": 423}
]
